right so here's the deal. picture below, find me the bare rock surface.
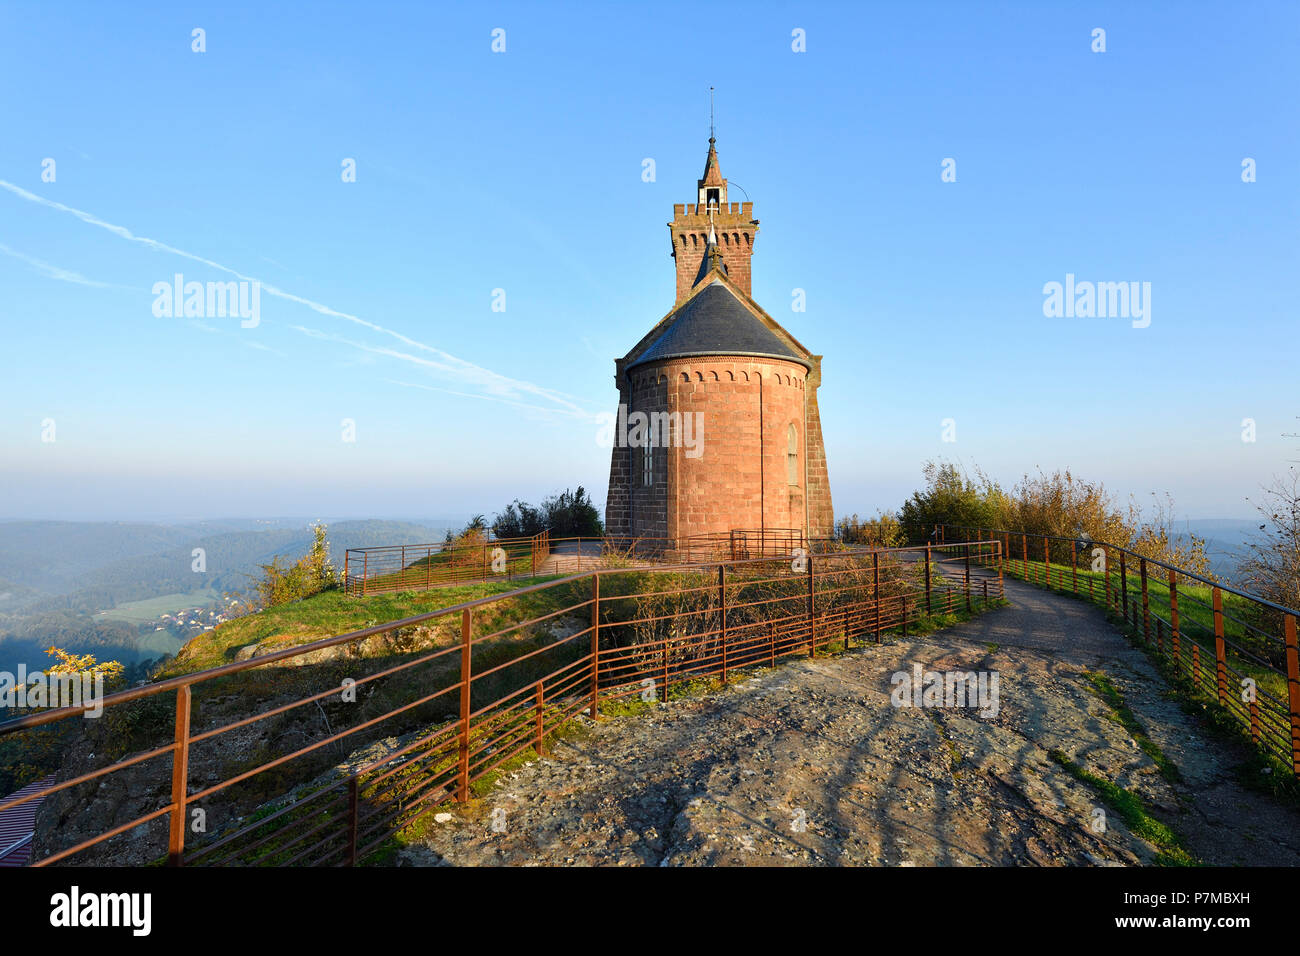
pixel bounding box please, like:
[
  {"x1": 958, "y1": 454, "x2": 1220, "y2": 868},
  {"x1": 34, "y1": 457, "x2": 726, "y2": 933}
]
[{"x1": 400, "y1": 576, "x2": 1300, "y2": 867}]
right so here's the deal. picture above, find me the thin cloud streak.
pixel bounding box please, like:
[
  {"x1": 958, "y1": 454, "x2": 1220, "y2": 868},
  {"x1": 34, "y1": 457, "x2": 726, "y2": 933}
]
[
  {"x1": 384, "y1": 378, "x2": 597, "y2": 420},
  {"x1": 0, "y1": 242, "x2": 112, "y2": 287},
  {"x1": 0, "y1": 179, "x2": 583, "y2": 414},
  {"x1": 291, "y1": 324, "x2": 591, "y2": 418}
]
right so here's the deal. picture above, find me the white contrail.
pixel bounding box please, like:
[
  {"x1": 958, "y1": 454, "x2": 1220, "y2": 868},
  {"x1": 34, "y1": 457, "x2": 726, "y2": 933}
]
[
  {"x1": 292, "y1": 325, "x2": 589, "y2": 417},
  {"x1": 0, "y1": 179, "x2": 585, "y2": 414},
  {"x1": 384, "y1": 379, "x2": 596, "y2": 419},
  {"x1": 0, "y1": 242, "x2": 111, "y2": 287}
]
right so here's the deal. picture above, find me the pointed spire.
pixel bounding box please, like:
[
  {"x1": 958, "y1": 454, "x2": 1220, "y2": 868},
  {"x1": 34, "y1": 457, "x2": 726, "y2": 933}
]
[{"x1": 701, "y1": 138, "x2": 724, "y2": 186}]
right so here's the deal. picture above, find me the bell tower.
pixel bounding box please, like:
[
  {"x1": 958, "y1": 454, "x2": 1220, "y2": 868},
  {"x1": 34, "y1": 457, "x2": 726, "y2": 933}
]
[{"x1": 669, "y1": 120, "x2": 759, "y2": 304}]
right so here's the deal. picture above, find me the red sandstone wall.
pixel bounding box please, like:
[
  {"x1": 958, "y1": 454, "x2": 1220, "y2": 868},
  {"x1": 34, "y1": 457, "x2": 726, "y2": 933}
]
[
  {"x1": 804, "y1": 357, "x2": 834, "y2": 536},
  {"x1": 603, "y1": 380, "x2": 632, "y2": 539},
  {"x1": 605, "y1": 356, "x2": 829, "y2": 543},
  {"x1": 669, "y1": 202, "x2": 757, "y2": 304}
]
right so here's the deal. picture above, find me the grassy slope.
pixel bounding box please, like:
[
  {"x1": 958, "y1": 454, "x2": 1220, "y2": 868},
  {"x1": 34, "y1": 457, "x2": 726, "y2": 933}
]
[{"x1": 157, "y1": 574, "x2": 573, "y2": 677}]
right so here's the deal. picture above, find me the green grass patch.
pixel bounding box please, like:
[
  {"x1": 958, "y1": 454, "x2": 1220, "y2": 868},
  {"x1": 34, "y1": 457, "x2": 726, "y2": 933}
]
[
  {"x1": 1048, "y1": 749, "x2": 1196, "y2": 866},
  {"x1": 999, "y1": 556, "x2": 1295, "y2": 782},
  {"x1": 1084, "y1": 671, "x2": 1181, "y2": 785},
  {"x1": 157, "y1": 575, "x2": 572, "y2": 677},
  {"x1": 94, "y1": 588, "x2": 220, "y2": 623}
]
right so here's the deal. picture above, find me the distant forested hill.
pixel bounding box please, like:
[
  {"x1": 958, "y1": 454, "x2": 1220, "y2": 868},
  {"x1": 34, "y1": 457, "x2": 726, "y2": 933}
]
[
  {"x1": 0, "y1": 518, "x2": 454, "y2": 677},
  {"x1": 0, "y1": 521, "x2": 198, "y2": 595}
]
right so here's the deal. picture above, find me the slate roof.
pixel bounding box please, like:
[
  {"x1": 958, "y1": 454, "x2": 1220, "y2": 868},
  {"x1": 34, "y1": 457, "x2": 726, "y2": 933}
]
[{"x1": 627, "y1": 282, "x2": 809, "y2": 370}]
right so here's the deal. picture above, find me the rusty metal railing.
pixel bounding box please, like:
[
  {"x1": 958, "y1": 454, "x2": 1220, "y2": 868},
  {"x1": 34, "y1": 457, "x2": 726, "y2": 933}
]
[
  {"x1": 0, "y1": 539, "x2": 1001, "y2": 867},
  {"x1": 343, "y1": 529, "x2": 550, "y2": 595},
  {"x1": 343, "y1": 530, "x2": 831, "y2": 596},
  {"x1": 940, "y1": 524, "x2": 1300, "y2": 777}
]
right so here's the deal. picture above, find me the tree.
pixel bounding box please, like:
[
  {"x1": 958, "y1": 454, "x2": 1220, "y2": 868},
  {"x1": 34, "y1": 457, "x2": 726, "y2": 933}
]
[
  {"x1": 1240, "y1": 468, "x2": 1300, "y2": 614},
  {"x1": 45, "y1": 646, "x2": 125, "y2": 686},
  {"x1": 492, "y1": 499, "x2": 544, "y2": 538},
  {"x1": 245, "y1": 522, "x2": 339, "y2": 610},
  {"x1": 898, "y1": 460, "x2": 1006, "y2": 543},
  {"x1": 836, "y1": 511, "x2": 903, "y2": 548},
  {"x1": 895, "y1": 459, "x2": 1211, "y2": 573},
  {"x1": 491, "y1": 487, "x2": 603, "y2": 539},
  {"x1": 541, "y1": 487, "x2": 603, "y2": 538}
]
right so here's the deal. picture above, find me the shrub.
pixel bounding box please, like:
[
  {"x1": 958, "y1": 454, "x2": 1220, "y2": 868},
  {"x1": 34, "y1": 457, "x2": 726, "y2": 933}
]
[
  {"x1": 897, "y1": 459, "x2": 1213, "y2": 575},
  {"x1": 246, "y1": 523, "x2": 340, "y2": 610},
  {"x1": 1239, "y1": 469, "x2": 1300, "y2": 631},
  {"x1": 491, "y1": 486, "x2": 604, "y2": 539},
  {"x1": 836, "y1": 511, "x2": 904, "y2": 548}
]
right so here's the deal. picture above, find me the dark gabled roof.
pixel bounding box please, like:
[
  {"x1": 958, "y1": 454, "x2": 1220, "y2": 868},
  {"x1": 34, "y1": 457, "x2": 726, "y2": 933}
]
[{"x1": 627, "y1": 282, "x2": 809, "y2": 371}]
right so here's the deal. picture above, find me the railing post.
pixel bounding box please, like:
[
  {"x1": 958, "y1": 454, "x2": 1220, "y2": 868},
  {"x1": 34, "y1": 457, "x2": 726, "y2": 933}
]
[
  {"x1": 1021, "y1": 534, "x2": 1028, "y2": 580},
  {"x1": 344, "y1": 550, "x2": 350, "y2": 596},
  {"x1": 873, "y1": 551, "x2": 881, "y2": 643},
  {"x1": 167, "y1": 684, "x2": 191, "y2": 866},
  {"x1": 1168, "y1": 569, "x2": 1181, "y2": 670},
  {"x1": 1119, "y1": 552, "x2": 1129, "y2": 621},
  {"x1": 458, "y1": 608, "x2": 471, "y2": 802},
  {"x1": 1284, "y1": 614, "x2": 1300, "y2": 777},
  {"x1": 426, "y1": 547, "x2": 432, "y2": 590},
  {"x1": 1139, "y1": 558, "x2": 1151, "y2": 645},
  {"x1": 362, "y1": 551, "x2": 368, "y2": 597},
  {"x1": 1071, "y1": 540, "x2": 1078, "y2": 593},
  {"x1": 964, "y1": 544, "x2": 972, "y2": 612},
  {"x1": 661, "y1": 636, "x2": 669, "y2": 704},
  {"x1": 719, "y1": 564, "x2": 729, "y2": 679},
  {"x1": 998, "y1": 539, "x2": 1004, "y2": 597},
  {"x1": 535, "y1": 683, "x2": 546, "y2": 756},
  {"x1": 807, "y1": 554, "x2": 816, "y2": 658},
  {"x1": 924, "y1": 545, "x2": 932, "y2": 614},
  {"x1": 1043, "y1": 536, "x2": 1050, "y2": 590},
  {"x1": 590, "y1": 575, "x2": 600, "y2": 718},
  {"x1": 346, "y1": 776, "x2": 359, "y2": 866},
  {"x1": 1212, "y1": 587, "x2": 1227, "y2": 706},
  {"x1": 1104, "y1": 546, "x2": 1112, "y2": 609}
]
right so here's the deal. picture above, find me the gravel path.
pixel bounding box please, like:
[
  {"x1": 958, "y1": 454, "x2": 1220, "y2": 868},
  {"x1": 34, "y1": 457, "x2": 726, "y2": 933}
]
[{"x1": 398, "y1": 574, "x2": 1300, "y2": 867}]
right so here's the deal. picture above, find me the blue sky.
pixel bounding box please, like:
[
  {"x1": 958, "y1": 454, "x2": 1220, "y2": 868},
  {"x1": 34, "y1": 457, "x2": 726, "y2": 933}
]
[{"x1": 1, "y1": 0, "x2": 1296, "y2": 523}]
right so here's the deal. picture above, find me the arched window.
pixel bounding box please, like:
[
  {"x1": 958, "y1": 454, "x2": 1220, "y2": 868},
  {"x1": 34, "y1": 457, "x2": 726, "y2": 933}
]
[{"x1": 786, "y1": 424, "x2": 799, "y2": 486}]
